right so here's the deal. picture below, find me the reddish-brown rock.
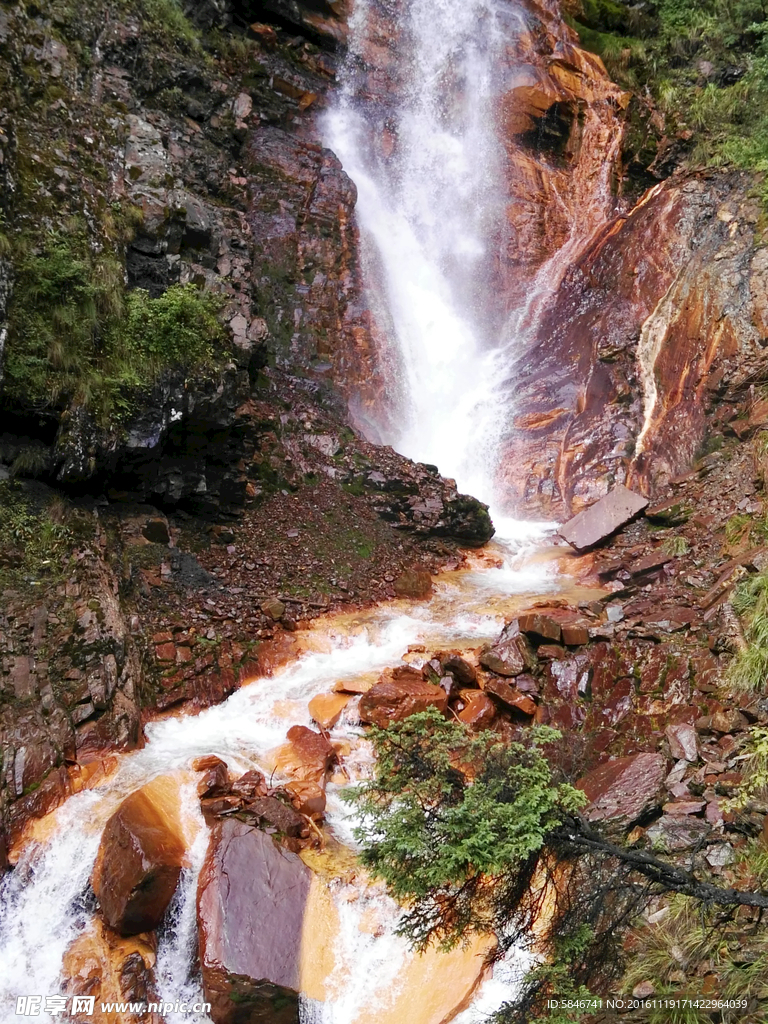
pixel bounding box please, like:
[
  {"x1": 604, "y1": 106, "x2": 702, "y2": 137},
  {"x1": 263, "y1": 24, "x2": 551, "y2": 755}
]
[
  {"x1": 516, "y1": 614, "x2": 562, "y2": 644},
  {"x1": 359, "y1": 667, "x2": 448, "y2": 727},
  {"x1": 198, "y1": 818, "x2": 311, "y2": 1024},
  {"x1": 441, "y1": 654, "x2": 478, "y2": 687},
  {"x1": 308, "y1": 692, "x2": 353, "y2": 730},
  {"x1": 482, "y1": 678, "x2": 537, "y2": 716},
  {"x1": 666, "y1": 723, "x2": 699, "y2": 762},
  {"x1": 92, "y1": 776, "x2": 186, "y2": 935},
  {"x1": 393, "y1": 569, "x2": 433, "y2": 599},
  {"x1": 275, "y1": 726, "x2": 337, "y2": 785},
  {"x1": 479, "y1": 633, "x2": 536, "y2": 677},
  {"x1": 558, "y1": 486, "x2": 649, "y2": 552},
  {"x1": 285, "y1": 781, "x2": 326, "y2": 819},
  {"x1": 578, "y1": 752, "x2": 667, "y2": 828},
  {"x1": 456, "y1": 690, "x2": 496, "y2": 729}
]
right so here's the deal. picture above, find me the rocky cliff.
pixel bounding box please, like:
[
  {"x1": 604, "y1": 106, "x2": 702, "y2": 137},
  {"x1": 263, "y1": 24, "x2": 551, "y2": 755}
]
[{"x1": 0, "y1": 0, "x2": 493, "y2": 846}]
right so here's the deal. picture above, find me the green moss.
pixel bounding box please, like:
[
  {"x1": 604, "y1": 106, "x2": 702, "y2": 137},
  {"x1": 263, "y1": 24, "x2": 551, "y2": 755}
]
[
  {"x1": 5, "y1": 228, "x2": 227, "y2": 425},
  {"x1": 0, "y1": 483, "x2": 88, "y2": 590}
]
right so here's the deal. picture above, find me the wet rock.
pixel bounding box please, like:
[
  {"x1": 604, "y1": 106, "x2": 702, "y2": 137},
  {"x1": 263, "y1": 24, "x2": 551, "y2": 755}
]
[
  {"x1": 359, "y1": 666, "x2": 448, "y2": 727},
  {"x1": 456, "y1": 690, "x2": 496, "y2": 729},
  {"x1": 285, "y1": 781, "x2": 326, "y2": 819},
  {"x1": 245, "y1": 796, "x2": 306, "y2": 838},
  {"x1": 558, "y1": 486, "x2": 649, "y2": 552},
  {"x1": 440, "y1": 654, "x2": 477, "y2": 686},
  {"x1": 578, "y1": 753, "x2": 667, "y2": 828},
  {"x1": 198, "y1": 761, "x2": 230, "y2": 798},
  {"x1": 561, "y1": 623, "x2": 590, "y2": 646},
  {"x1": 198, "y1": 819, "x2": 311, "y2": 1024},
  {"x1": 482, "y1": 678, "x2": 537, "y2": 716},
  {"x1": 308, "y1": 692, "x2": 353, "y2": 730},
  {"x1": 516, "y1": 614, "x2": 562, "y2": 644},
  {"x1": 230, "y1": 770, "x2": 268, "y2": 801},
  {"x1": 393, "y1": 569, "x2": 433, "y2": 599},
  {"x1": 92, "y1": 776, "x2": 185, "y2": 935},
  {"x1": 479, "y1": 634, "x2": 536, "y2": 677},
  {"x1": 275, "y1": 726, "x2": 337, "y2": 784}
]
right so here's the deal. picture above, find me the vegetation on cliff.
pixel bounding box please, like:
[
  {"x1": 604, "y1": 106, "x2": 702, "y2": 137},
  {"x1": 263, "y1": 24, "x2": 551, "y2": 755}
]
[
  {"x1": 353, "y1": 710, "x2": 768, "y2": 1021},
  {"x1": 569, "y1": 0, "x2": 768, "y2": 184}
]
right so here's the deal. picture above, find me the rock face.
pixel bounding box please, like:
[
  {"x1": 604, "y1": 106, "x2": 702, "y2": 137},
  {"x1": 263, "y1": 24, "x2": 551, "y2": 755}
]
[
  {"x1": 578, "y1": 753, "x2": 667, "y2": 828},
  {"x1": 559, "y1": 485, "x2": 649, "y2": 552},
  {"x1": 359, "y1": 667, "x2": 449, "y2": 727},
  {"x1": 198, "y1": 819, "x2": 312, "y2": 1024},
  {"x1": 92, "y1": 776, "x2": 186, "y2": 935},
  {"x1": 504, "y1": 174, "x2": 768, "y2": 516}
]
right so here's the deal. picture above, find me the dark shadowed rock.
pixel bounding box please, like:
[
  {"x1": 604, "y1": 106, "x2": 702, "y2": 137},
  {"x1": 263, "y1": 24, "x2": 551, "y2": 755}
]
[
  {"x1": 198, "y1": 819, "x2": 311, "y2": 1024},
  {"x1": 558, "y1": 485, "x2": 649, "y2": 552},
  {"x1": 578, "y1": 752, "x2": 667, "y2": 828}
]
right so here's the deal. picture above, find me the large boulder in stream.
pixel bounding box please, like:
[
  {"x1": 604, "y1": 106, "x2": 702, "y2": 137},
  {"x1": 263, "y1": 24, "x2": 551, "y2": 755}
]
[
  {"x1": 198, "y1": 818, "x2": 312, "y2": 1024},
  {"x1": 359, "y1": 666, "x2": 448, "y2": 727},
  {"x1": 91, "y1": 775, "x2": 186, "y2": 935}
]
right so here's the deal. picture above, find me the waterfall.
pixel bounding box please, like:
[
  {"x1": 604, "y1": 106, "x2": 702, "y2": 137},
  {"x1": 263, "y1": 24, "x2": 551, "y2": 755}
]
[
  {"x1": 325, "y1": 0, "x2": 517, "y2": 515},
  {"x1": 325, "y1": 0, "x2": 622, "y2": 529}
]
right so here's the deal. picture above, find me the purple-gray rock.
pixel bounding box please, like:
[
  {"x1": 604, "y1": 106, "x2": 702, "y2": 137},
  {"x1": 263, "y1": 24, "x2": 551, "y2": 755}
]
[{"x1": 558, "y1": 485, "x2": 649, "y2": 553}]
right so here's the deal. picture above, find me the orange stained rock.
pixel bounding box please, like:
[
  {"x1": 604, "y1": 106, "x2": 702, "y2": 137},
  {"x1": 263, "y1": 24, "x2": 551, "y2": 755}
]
[
  {"x1": 62, "y1": 918, "x2": 161, "y2": 1024},
  {"x1": 308, "y1": 691, "x2": 354, "y2": 729}
]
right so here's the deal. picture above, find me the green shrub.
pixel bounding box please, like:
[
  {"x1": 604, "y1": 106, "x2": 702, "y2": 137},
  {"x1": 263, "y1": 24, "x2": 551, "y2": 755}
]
[
  {"x1": 5, "y1": 229, "x2": 226, "y2": 425},
  {"x1": 570, "y1": 0, "x2": 768, "y2": 179},
  {"x1": 729, "y1": 569, "x2": 768, "y2": 691},
  {"x1": 347, "y1": 710, "x2": 585, "y2": 950}
]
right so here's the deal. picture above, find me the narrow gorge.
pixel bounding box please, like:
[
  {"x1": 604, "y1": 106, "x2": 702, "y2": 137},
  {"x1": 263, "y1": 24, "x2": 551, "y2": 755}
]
[{"x1": 3, "y1": 0, "x2": 768, "y2": 1021}]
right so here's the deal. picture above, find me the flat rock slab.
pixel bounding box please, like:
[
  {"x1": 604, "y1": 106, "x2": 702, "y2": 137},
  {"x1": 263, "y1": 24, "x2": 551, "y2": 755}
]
[
  {"x1": 198, "y1": 819, "x2": 311, "y2": 1024},
  {"x1": 578, "y1": 752, "x2": 667, "y2": 827},
  {"x1": 559, "y1": 485, "x2": 649, "y2": 552}
]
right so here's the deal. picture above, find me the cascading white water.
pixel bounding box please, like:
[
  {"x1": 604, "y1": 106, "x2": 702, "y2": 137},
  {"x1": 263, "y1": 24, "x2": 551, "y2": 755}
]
[
  {"x1": 0, "y1": 584, "x2": 549, "y2": 1024},
  {"x1": 325, "y1": 0, "x2": 522, "y2": 516}
]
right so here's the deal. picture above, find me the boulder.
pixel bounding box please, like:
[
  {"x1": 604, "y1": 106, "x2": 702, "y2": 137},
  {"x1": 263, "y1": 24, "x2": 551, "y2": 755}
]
[
  {"x1": 440, "y1": 654, "x2": 477, "y2": 686},
  {"x1": 92, "y1": 776, "x2": 186, "y2": 935},
  {"x1": 308, "y1": 692, "x2": 353, "y2": 730},
  {"x1": 646, "y1": 814, "x2": 710, "y2": 852},
  {"x1": 558, "y1": 485, "x2": 649, "y2": 552},
  {"x1": 260, "y1": 598, "x2": 286, "y2": 621},
  {"x1": 665, "y1": 723, "x2": 699, "y2": 762},
  {"x1": 198, "y1": 819, "x2": 311, "y2": 1024},
  {"x1": 393, "y1": 569, "x2": 433, "y2": 599},
  {"x1": 479, "y1": 634, "x2": 536, "y2": 677},
  {"x1": 246, "y1": 796, "x2": 306, "y2": 837},
  {"x1": 285, "y1": 781, "x2": 326, "y2": 819},
  {"x1": 516, "y1": 614, "x2": 562, "y2": 644},
  {"x1": 359, "y1": 667, "x2": 448, "y2": 727},
  {"x1": 230, "y1": 769, "x2": 268, "y2": 800},
  {"x1": 274, "y1": 726, "x2": 337, "y2": 784},
  {"x1": 482, "y1": 677, "x2": 537, "y2": 716},
  {"x1": 578, "y1": 752, "x2": 667, "y2": 828},
  {"x1": 710, "y1": 709, "x2": 749, "y2": 734},
  {"x1": 456, "y1": 690, "x2": 496, "y2": 729},
  {"x1": 561, "y1": 623, "x2": 590, "y2": 646}
]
